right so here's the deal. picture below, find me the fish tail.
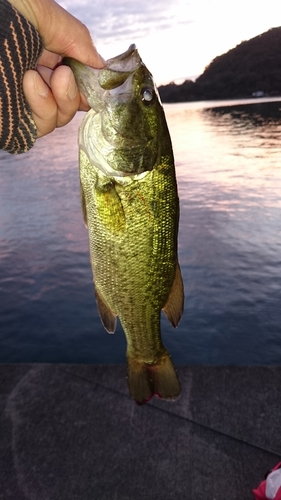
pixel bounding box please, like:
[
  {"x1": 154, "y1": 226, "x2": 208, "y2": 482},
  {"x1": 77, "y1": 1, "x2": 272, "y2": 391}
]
[{"x1": 126, "y1": 350, "x2": 180, "y2": 405}]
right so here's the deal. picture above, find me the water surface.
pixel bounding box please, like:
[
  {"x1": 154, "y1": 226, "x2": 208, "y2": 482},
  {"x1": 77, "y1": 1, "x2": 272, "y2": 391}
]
[{"x1": 1, "y1": 98, "x2": 281, "y2": 364}]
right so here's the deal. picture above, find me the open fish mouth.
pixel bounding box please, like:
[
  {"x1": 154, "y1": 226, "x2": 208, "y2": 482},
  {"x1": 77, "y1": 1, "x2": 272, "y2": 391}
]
[
  {"x1": 98, "y1": 44, "x2": 142, "y2": 90},
  {"x1": 63, "y1": 44, "x2": 143, "y2": 111},
  {"x1": 63, "y1": 44, "x2": 161, "y2": 176}
]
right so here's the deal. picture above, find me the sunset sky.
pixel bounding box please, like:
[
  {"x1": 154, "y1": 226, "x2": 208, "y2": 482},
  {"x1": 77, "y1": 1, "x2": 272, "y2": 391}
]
[{"x1": 59, "y1": 0, "x2": 281, "y2": 85}]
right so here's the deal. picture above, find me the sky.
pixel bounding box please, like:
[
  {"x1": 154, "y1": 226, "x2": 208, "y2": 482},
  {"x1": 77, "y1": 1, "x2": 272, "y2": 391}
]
[{"x1": 59, "y1": 0, "x2": 281, "y2": 85}]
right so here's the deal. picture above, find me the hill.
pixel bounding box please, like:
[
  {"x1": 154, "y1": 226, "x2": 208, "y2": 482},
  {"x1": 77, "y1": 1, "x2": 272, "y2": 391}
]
[{"x1": 158, "y1": 27, "x2": 281, "y2": 102}]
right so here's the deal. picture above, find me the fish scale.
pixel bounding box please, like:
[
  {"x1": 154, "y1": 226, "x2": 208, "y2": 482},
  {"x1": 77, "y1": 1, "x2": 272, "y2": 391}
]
[{"x1": 63, "y1": 44, "x2": 184, "y2": 403}]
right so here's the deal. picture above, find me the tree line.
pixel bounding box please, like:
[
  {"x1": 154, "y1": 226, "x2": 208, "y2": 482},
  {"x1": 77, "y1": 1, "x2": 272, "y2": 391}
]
[{"x1": 158, "y1": 28, "x2": 281, "y2": 102}]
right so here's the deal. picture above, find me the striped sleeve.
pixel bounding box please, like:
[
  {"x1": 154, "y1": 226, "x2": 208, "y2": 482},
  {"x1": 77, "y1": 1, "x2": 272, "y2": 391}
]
[{"x1": 0, "y1": 0, "x2": 43, "y2": 154}]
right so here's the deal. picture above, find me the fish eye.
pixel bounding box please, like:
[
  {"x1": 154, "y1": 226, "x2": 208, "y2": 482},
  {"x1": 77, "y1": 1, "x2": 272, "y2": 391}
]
[{"x1": 141, "y1": 87, "x2": 155, "y2": 106}]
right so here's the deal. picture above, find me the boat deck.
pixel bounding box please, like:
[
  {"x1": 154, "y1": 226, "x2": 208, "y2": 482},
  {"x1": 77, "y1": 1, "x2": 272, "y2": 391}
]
[{"x1": 1, "y1": 364, "x2": 280, "y2": 499}]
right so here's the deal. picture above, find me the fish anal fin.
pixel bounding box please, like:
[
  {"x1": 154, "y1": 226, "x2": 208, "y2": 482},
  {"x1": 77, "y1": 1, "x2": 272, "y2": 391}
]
[
  {"x1": 95, "y1": 288, "x2": 117, "y2": 334},
  {"x1": 126, "y1": 350, "x2": 180, "y2": 404},
  {"x1": 163, "y1": 261, "x2": 184, "y2": 328}
]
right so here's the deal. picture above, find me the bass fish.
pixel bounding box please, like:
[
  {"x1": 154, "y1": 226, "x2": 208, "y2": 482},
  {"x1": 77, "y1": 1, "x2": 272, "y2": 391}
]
[{"x1": 64, "y1": 45, "x2": 184, "y2": 404}]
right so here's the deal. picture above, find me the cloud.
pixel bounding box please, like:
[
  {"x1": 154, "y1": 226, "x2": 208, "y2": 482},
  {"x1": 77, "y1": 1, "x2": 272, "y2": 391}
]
[
  {"x1": 58, "y1": 0, "x2": 194, "y2": 84},
  {"x1": 58, "y1": 0, "x2": 281, "y2": 85},
  {"x1": 61, "y1": 0, "x2": 192, "y2": 44}
]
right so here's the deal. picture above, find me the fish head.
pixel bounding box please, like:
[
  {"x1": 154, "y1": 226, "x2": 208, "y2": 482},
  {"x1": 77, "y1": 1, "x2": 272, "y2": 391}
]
[{"x1": 64, "y1": 45, "x2": 171, "y2": 178}]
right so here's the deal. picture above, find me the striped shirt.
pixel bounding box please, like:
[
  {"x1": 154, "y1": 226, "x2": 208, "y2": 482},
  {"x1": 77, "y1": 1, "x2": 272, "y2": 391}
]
[{"x1": 0, "y1": 0, "x2": 43, "y2": 154}]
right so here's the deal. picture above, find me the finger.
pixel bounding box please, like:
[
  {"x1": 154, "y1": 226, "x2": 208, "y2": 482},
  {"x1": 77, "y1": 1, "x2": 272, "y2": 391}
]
[
  {"x1": 37, "y1": 1, "x2": 105, "y2": 68},
  {"x1": 36, "y1": 65, "x2": 53, "y2": 87},
  {"x1": 78, "y1": 93, "x2": 90, "y2": 111},
  {"x1": 36, "y1": 64, "x2": 92, "y2": 111},
  {"x1": 37, "y1": 50, "x2": 61, "y2": 69},
  {"x1": 23, "y1": 70, "x2": 58, "y2": 138},
  {"x1": 50, "y1": 65, "x2": 81, "y2": 128},
  {"x1": 9, "y1": 0, "x2": 105, "y2": 68},
  {"x1": 51, "y1": 65, "x2": 90, "y2": 114}
]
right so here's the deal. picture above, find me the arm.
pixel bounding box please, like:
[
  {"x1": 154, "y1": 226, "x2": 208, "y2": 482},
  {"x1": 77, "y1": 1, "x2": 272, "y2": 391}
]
[{"x1": 0, "y1": 0, "x2": 43, "y2": 153}]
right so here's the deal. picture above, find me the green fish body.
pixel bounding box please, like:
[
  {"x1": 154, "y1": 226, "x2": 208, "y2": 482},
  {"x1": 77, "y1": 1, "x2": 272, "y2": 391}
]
[{"x1": 64, "y1": 45, "x2": 184, "y2": 403}]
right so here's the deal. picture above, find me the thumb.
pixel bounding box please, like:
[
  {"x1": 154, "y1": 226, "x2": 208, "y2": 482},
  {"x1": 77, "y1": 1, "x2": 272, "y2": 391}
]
[
  {"x1": 41, "y1": 2, "x2": 105, "y2": 68},
  {"x1": 9, "y1": 0, "x2": 104, "y2": 68}
]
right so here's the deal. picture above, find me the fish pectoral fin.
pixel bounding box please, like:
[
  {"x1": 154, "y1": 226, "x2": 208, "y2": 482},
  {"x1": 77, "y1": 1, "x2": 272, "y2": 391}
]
[
  {"x1": 95, "y1": 288, "x2": 117, "y2": 334},
  {"x1": 80, "y1": 181, "x2": 88, "y2": 228},
  {"x1": 163, "y1": 261, "x2": 184, "y2": 328}
]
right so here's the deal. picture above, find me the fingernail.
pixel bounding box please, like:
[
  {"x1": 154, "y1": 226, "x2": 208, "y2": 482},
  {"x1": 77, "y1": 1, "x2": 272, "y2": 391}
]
[
  {"x1": 67, "y1": 78, "x2": 78, "y2": 100},
  {"x1": 34, "y1": 71, "x2": 49, "y2": 98}
]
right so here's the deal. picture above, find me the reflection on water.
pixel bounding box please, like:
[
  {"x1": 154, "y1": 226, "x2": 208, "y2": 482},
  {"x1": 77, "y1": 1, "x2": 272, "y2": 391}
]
[{"x1": 1, "y1": 100, "x2": 281, "y2": 364}]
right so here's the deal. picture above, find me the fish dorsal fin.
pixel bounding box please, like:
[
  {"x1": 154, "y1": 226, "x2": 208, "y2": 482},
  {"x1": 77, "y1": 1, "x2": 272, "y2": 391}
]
[
  {"x1": 163, "y1": 261, "x2": 184, "y2": 328},
  {"x1": 80, "y1": 182, "x2": 88, "y2": 228},
  {"x1": 95, "y1": 288, "x2": 117, "y2": 334}
]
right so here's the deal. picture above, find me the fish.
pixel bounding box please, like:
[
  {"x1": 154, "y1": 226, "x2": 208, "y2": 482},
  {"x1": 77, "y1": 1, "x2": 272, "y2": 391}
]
[{"x1": 63, "y1": 44, "x2": 184, "y2": 404}]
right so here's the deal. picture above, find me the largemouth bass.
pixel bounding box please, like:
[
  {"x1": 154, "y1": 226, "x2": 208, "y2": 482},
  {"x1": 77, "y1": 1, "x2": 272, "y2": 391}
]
[{"x1": 64, "y1": 45, "x2": 184, "y2": 404}]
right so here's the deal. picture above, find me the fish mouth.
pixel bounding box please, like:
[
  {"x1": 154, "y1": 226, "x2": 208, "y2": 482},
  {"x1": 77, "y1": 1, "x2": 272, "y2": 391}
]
[
  {"x1": 99, "y1": 44, "x2": 141, "y2": 86},
  {"x1": 106, "y1": 44, "x2": 138, "y2": 68},
  {"x1": 64, "y1": 45, "x2": 159, "y2": 177},
  {"x1": 63, "y1": 45, "x2": 143, "y2": 110}
]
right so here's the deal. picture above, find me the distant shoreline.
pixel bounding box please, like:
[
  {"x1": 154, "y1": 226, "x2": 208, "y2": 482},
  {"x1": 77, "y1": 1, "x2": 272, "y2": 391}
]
[
  {"x1": 162, "y1": 95, "x2": 281, "y2": 109},
  {"x1": 159, "y1": 28, "x2": 281, "y2": 105}
]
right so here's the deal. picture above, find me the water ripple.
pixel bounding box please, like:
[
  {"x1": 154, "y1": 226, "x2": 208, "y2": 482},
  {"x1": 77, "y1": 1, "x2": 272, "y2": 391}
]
[{"x1": 1, "y1": 101, "x2": 281, "y2": 364}]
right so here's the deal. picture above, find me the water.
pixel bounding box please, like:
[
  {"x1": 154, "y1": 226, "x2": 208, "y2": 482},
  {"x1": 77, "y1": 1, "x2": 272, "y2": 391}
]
[{"x1": 1, "y1": 98, "x2": 281, "y2": 365}]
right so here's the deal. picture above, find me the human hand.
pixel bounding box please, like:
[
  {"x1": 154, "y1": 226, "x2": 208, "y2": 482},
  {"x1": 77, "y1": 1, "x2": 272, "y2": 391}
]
[{"x1": 8, "y1": 0, "x2": 104, "y2": 138}]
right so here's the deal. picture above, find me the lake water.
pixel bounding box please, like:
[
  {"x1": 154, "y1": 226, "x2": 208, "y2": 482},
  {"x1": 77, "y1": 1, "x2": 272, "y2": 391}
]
[{"x1": 1, "y1": 98, "x2": 281, "y2": 365}]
